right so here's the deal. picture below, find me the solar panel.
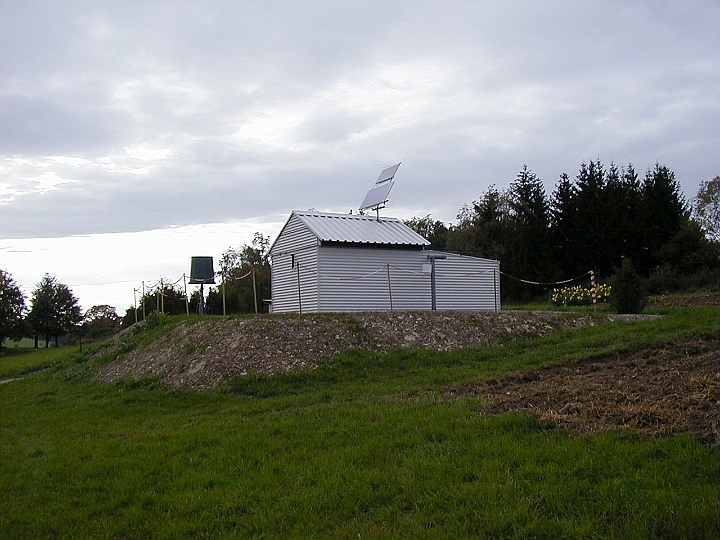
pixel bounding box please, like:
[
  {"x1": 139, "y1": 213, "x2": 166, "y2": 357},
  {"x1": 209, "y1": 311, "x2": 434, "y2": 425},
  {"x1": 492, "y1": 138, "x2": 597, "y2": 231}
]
[
  {"x1": 358, "y1": 162, "x2": 401, "y2": 212},
  {"x1": 376, "y1": 162, "x2": 401, "y2": 184},
  {"x1": 359, "y1": 181, "x2": 394, "y2": 211}
]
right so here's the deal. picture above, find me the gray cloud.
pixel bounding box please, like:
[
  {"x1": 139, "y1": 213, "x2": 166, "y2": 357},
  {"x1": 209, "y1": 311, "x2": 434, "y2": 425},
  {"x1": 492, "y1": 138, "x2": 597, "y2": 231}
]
[
  {"x1": 1, "y1": 0, "x2": 718, "y2": 239},
  {"x1": 0, "y1": 95, "x2": 128, "y2": 154}
]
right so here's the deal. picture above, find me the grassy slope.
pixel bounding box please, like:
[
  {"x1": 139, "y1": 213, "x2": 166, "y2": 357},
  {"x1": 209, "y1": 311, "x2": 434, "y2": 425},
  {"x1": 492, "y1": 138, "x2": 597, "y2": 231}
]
[{"x1": 1, "y1": 307, "x2": 718, "y2": 539}]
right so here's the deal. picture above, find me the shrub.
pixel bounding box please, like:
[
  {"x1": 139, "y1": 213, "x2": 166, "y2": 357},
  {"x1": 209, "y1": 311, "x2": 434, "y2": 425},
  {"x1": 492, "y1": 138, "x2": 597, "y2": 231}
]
[
  {"x1": 144, "y1": 311, "x2": 168, "y2": 330},
  {"x1": 646, "y1": 264, "x2": 718, "y2": 294},
  {"x1": 610, "y1": 258, "x2": 646, "y2": 314}
]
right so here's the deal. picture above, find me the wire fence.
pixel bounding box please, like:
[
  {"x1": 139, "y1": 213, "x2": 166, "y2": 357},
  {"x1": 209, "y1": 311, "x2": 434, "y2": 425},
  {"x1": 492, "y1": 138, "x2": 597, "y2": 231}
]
[
  {"x1": 133, "y1": 264, "x2": 599, "y2": 319},
  {"x1": 131, "y1": 269, "x2": 268, "y2": 321}
]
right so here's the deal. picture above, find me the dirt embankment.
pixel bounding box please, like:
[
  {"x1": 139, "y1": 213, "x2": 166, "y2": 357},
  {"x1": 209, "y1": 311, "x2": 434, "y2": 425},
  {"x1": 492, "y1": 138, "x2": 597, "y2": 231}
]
[{"x1": 94, "y1": 311, "x2": 611, "y2": 390}]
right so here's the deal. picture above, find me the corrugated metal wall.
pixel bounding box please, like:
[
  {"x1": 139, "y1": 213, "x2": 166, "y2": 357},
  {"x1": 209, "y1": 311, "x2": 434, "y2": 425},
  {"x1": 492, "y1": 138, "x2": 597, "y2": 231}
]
[
  {"x1": 433, "y1": 252, "x2": 500, "y2": 311},
  {"x1": 269, "y1": 214, "x2": 320, "y2": 313},
  {"x1": 317, "y1": 246, "x2": 431, "y2": 312}
]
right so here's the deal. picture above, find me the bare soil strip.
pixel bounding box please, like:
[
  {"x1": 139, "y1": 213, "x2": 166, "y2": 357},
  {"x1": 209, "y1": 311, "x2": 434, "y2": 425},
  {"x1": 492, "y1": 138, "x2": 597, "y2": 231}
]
[{"x1": 448, "y1": 340, "x2": 718, "y2": 444}]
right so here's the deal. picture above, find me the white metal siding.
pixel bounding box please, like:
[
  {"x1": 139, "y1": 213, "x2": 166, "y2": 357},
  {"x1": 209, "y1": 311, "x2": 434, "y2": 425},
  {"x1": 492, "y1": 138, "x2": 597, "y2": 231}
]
[
  {"x1": 269, "y1": 214, "x2": 319, "y2": 313},
  {"x1": 314, "y1": 248, "x2": 500, "y2": 312},
  {"x1": 316, "y1": 247, "x2": 432, "y2": 312},
  {"x1": 433, "y1": 253, "x2": 500, "y2": 311}
]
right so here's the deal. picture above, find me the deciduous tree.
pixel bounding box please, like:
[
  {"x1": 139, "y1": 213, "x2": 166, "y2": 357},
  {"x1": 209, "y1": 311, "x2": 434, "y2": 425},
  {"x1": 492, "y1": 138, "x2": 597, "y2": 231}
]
[
  {"x1": 692, "y1": 176, "x2": 719, "y2": 243},
  {"x1": 403, "y1": 215, "x2": 448, "y2": 249},
  {"x1": 211, "y1": 233, "x2": 272, "y2": 314},
  {"x1": 82, "y1": 305, "x2": 121, "y2": 339}
]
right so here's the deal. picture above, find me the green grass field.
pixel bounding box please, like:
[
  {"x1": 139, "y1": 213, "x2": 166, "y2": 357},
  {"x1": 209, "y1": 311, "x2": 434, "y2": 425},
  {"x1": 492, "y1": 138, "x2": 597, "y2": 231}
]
[{"x1": 1, "y1": 306, "x2": 718, "y2": 539}]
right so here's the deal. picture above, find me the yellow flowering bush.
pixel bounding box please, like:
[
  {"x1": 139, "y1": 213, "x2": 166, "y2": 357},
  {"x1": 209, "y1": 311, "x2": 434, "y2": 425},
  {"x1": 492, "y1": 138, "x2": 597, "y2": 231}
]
[{"x1": 551, "y1": 284, "x2": 611, "y2": 306}]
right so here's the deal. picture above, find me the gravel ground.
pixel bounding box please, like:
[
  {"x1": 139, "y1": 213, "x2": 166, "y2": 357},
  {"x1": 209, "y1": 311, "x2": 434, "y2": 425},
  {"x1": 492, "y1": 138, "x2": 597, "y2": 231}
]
[{"x1": 94, "y1": 310, "x2": 622, "y2": 390}]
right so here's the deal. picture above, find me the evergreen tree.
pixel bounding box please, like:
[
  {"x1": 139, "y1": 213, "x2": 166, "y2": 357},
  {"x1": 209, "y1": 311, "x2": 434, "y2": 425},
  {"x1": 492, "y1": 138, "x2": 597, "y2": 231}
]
[
  {"x1": 444, "y1": 159, "x2": 707, "y2": 301},
  {"x1": 599, "y1": 162, "x2": 642, "y2": 273},
  {"x1": 638, "y1": 164, "x2": 687, "y2": 275},
  {"x1": 505, "y1": 165, "x2": 554, "y2": 297},
  {"x1": 549, "y1": 172, "x2": 578, "y2": 277},
  {"x1": 573, "y1": 159, "x2": 608, "y2": 276},
  {"x1": 620, "y1": 164, "x2": 643, "y2": 261},
  {"x1": 27, "y1": 274, "x2": 82, "y2": 348},
  {"x1": 1, "y1": 270, "x2": 26, "y2": 352},
  {"x1": 610, "y1": 258, "x2": 646, "y2": 314}
]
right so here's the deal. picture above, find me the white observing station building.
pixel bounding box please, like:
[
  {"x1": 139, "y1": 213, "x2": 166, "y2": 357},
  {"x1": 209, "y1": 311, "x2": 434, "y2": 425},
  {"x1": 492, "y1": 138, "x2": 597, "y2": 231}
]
[{"x1": 268, "y1": 210, "x2": 500, "y2": 313}]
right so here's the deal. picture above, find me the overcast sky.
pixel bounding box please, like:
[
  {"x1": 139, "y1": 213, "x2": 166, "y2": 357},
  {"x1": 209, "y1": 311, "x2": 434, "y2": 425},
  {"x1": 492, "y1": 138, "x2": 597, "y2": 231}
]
[{"x1": 1, "y1": 1, "x2": 718, "y2": 313}]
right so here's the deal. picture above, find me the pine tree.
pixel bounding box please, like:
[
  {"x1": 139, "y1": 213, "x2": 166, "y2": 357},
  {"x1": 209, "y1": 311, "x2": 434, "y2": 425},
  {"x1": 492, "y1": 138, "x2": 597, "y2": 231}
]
[
  {"x1": 610, "y1": 258, "x2": 646, "y2": 313},
  {"x1": 638, "y1": 164, "x2": 687, "y2": 275},
  {"x1": 507, "y1": 165, "x2": 553, "y2": 291},
  {"x1": 599, "y1": 162, "x2": 642, "y2": 273},
  {"x1": 27, "y1": 274, "x2": 82, "y2": 348},
  {"x1": 573, "y1": 159, "x2": 608, "y2": 276},
  {"x1": 549, "y1": 172, "x2": 578, "y2": 277}
]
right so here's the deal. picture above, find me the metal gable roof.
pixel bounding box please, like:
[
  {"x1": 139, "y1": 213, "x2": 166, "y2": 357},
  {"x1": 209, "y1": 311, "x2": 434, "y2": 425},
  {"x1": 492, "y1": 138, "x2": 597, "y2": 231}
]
[{"x1": 292, "y1": 210, "x2": 430, "y2": 246}]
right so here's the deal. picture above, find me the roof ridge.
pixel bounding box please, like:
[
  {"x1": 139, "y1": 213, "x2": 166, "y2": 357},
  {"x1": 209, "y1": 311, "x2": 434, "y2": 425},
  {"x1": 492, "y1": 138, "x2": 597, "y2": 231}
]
[
  {"x1": 290, "y1": 210, "x2": 429, "y2": 246},
  {"x1": 292, "y1": 210, "x2": 400, "y2": 222}
]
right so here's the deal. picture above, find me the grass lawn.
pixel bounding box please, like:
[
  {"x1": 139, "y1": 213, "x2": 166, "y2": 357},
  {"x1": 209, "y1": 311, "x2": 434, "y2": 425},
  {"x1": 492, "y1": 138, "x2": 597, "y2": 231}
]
[{"x1": 1, "y1": 307, "x2": 718, "y2": 539}]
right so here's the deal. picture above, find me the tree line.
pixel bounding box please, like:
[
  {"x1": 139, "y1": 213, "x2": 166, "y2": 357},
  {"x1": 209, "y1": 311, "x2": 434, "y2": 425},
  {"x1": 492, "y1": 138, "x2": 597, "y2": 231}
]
[
  {"x1": 405, "y1": 160, "x2": 717, "y2": 301},
  {"x1": 0, "y1": 272, "x2": 121, "y2": 354}
]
